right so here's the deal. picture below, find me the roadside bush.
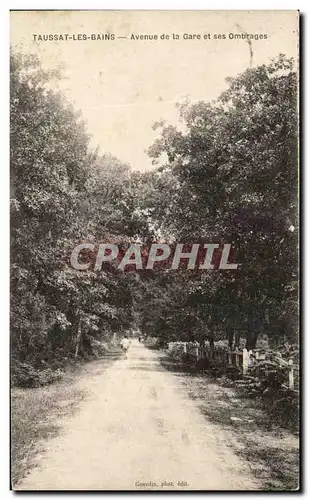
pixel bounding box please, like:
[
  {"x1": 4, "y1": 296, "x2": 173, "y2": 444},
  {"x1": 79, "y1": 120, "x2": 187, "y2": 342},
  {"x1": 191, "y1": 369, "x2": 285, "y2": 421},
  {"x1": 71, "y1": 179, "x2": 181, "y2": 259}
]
[
  {"x1": 235, "y1": 360, "x2": 299, "y2": 432},
  {"x1": 168, "y1": 343, "x2": 186, "y2": 360},
  {"x1": 165, "y1": 341, "x2": 299, "y2": 432},
  {"x1": 11, "y1": 360, "x2": 63, "y2": 388}
]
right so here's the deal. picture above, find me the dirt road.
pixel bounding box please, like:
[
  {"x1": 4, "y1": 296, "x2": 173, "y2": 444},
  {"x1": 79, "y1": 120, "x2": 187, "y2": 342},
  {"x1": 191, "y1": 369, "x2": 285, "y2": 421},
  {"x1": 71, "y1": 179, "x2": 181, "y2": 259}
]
[{"x1": 17, "y1": 342, "x2": 260, "y2": 491}]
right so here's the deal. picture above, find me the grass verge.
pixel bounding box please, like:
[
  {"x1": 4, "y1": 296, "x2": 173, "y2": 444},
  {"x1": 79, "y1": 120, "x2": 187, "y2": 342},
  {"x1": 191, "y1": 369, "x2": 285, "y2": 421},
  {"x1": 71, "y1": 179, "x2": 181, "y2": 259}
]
[
  {"x1": 161, "y1": 355, "x2": 299, "y2": 491},
  {"x1": 11, "y1": 350, "x2": 122, "y2": 488}
]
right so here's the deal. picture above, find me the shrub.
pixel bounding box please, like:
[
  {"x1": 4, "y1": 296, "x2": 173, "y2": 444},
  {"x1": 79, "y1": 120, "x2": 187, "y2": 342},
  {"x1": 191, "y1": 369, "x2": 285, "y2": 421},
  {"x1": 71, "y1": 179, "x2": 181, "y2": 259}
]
[{"x1": 11, "y1": 360, "x2": 63, "y2": 388}]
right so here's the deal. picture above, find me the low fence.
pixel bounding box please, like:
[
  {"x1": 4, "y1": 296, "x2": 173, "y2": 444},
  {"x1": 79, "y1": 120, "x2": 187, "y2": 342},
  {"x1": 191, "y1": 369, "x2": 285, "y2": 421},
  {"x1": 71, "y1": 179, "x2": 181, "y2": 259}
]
[{"x1": 167, "y1": 341, "x2": 299, "y2": 392}]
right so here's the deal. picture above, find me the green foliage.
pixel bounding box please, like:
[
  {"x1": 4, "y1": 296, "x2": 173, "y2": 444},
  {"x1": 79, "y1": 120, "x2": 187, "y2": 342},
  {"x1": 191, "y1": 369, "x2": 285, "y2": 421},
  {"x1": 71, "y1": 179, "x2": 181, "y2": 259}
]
[
  {"x1": 10, "y1": 49, "x2": 298, "y2": 386},
  {"x1": 140, "y1": 54, "x2": 298, "y2": 350},
  {"x1": 11, "y1": 360, "x2": 63, "y2": 388},
  {"x1": 10, "y1": 49, "x2": 150, "y2": 385}
]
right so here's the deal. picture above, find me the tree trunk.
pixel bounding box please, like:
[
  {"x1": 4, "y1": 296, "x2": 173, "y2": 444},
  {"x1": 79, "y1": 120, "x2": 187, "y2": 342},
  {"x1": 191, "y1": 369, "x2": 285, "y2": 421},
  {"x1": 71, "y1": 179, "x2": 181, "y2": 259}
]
[
  {"x1": 246, "y1": 331, "x2": 258, "y2": 351},
  {"x1": 81, "y1": 335, "x2": 91, "y2": 355},
  {"x1": 234, "y1": 331, "x2": 241, "y2": 350},
  {"x1": 246, "y1": 310, "x2": 261, "y2": 350},
  {"x1": 208, "y1": 331, "x2": 214, "y2": 349},
  {"x1": 67, "y1": 308, "x2": 79, "y2": 350},
  {"x1": 74, "y1": 316, "x2": 82, "y2": 358},
  {"x1": 227, "y1": 327, "x2": 234, "y2": 350}
]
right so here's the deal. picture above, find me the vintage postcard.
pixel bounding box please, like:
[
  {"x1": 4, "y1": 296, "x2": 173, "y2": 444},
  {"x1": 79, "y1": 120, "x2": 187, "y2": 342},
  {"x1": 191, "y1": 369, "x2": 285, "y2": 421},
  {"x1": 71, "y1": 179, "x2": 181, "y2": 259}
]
[{"x1": 10, "y1": 10, "x2": 299, "y2": 491}]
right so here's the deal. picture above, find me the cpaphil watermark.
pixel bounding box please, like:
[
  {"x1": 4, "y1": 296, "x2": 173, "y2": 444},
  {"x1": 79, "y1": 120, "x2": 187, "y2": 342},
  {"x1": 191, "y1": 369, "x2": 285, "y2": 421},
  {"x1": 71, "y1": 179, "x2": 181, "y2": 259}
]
[{"x1": 69, "y1": 242, "x2": 239, "y2": 272}]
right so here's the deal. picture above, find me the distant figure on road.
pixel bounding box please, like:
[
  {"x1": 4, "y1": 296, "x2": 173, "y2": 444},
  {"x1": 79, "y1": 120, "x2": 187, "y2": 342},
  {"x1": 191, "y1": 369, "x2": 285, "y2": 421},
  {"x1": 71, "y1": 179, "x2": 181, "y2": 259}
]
[{"x1": 120, "y1": 335, "x2": 130, "y2": 358}]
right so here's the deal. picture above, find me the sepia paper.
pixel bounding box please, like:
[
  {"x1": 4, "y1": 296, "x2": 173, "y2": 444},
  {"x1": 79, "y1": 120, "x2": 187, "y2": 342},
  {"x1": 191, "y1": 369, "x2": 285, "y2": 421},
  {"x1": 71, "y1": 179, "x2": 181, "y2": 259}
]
[{"x1": 10, "y1": 10, "x2": 299, "y2": 492}]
